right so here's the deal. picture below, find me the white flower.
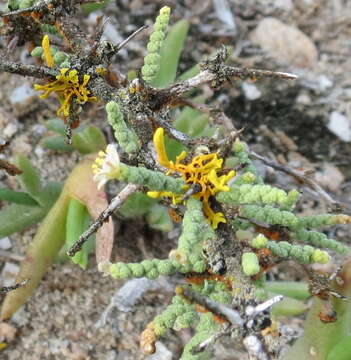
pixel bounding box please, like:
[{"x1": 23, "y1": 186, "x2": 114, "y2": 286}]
[{"x1": 92, "y1": 144, "x2": 120, "y2": 189}]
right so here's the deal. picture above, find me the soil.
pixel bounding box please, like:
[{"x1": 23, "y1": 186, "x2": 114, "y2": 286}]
[{"x1": 1, "y1": 0, "x2": 351, "y2": 359}]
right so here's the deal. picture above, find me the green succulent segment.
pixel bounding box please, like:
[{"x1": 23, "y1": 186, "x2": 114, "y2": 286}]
[
  {"x1": 191, "y1": 279, "x2": 232, "y2": 304},
  {"x1": 105, "y1": 259, "x2": 179, "y2": 279},
  {"x1": 181, "y1": 313, "x2": 220, "y2": 360},
  {"x1": 292, "y1": 229, "x2": 349, "y2": 254},
  {"x1": 105, "y1": 101, "x2": 140, "y2": 153},
  {"x1": 251, "y1": 234, "x2": 268, "y2": 249},
  {"x1": 217, "y1": 184, "x2": 299, "y2": 210},
  {"x1": 232, "y1": 140, "x2": 262, "y2": 184},
  {"x1": 294, "y1": 214, "x2": 351, "y2": 228},
  {"x1": 118, "y1": 163, "x2": 185, "y2": 193},
  {"x1": 241, "y1": 204, "x2": 299, "y2": 227},
  {"x1": 141, "y1": 6, "x2": 171, "y2": 84},
  {"x1": 172, "y1": 198, "x2": 213, "y2": 273},
  {"x1": 101, "y1": 198, "x2": 211, "y2": 280},
  {"x1": 266, "y1": 241, "x2": 330, "y2": 264},
  {"x1": 241, "y1": 252, "x2": 261, "y2": 276},
  {"x1": 152, "y1": 296, "x2": 198, "y2": 336}
]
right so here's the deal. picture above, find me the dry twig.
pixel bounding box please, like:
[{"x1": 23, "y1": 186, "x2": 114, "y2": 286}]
[
  {"x1": 67, "y1": 184, "x2": 140, "y2": 257},
  {"x1": 0, "y1": 279, "x2": 28, "y2": 294}
]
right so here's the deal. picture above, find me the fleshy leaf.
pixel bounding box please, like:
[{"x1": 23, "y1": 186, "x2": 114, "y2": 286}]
[
  {"x1": 42, "y1": 135, "x2": 73, "y2": 152},
  {"x1": 265, "y1": 281, "x2": 310, "y2": 301},
  {"x1": 151, "y1": 19, "x2": 189, "y2": 88},
  {"x1": 0, "y1": 188, "x2": 38, "y2": 206},
  {"x1": 16, "y1": 155, "x2": 43, "y2": 205},
  {"x1": 119, "y1": 192, "x2": 156, "y2": 218},
  {"x1": 65, "y1": 198, "x2": 93, "y2": 269},
  {"x1": 72, "y1": 126, "x2": 107, "y2": 154},
  {"x1": 0, "y1": 187, "x2": 70, "y2": 320}
]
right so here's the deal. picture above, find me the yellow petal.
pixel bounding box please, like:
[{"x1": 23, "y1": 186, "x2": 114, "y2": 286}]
[
  {"x1": 153, "y1": 128, "x2": 171, "y2": 168},
  {"x1": 175, "y1": 151, "x2": 187, "y2": 164},
  {"x1": 147, "y1": 191, "x2": 163, "y2": 198},
  {"x1": 42, "y1": 35, "x2": 54, "y2": 68}
]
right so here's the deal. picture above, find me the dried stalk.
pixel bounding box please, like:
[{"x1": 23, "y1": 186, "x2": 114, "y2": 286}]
[{"x1": 67, "y1": 184, "x2": 140, "y2": 257}]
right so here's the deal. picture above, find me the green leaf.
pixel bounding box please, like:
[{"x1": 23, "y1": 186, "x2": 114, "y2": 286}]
[
  {"x1": 265, "y1": 281, "x2": 310, "y2": 300},
  {"x1": 36, "y1": 181, "x2": 63, "y2": 208},
  {"x1": 270, "y1": 294, "x2": 307, "y2": 316},
  {"x1": 146, "y1": 204, "x2": 173, "y2": 232},
  {"x1": 65, "y1": 198, "x2": 93, "y2": 269},
  {"x1": 0, "y1": 188, "x2": 38, "y2": 206},
  {"x1": 16, "y1": 155, "x2": 42, "y2": 204},
  {"x1": 283, "y1": 260, "x2": 351, "y2": 360},
  {"x1": 0, "y1": 203, "x2": 46, "y2": 238},
  {"x1": 119, "y1": 192, "x2": 156, "y2": 218},
  {"x1": 173, "y1": 107, "x2": 209, "y2": 138},
  {"x1": 0, "y1": 182, "x2": 62, "y2": 238},
  {"x1": 45, "y1": 118, "x2": 66, "y2": 135},
  {"x1": 81, "y1": 0, "x2": 112, "y2": 14},
  {"x1": 327, "y1": 335, "x2": 351, "y2": 360},
  {"x1": 0, "y1": 187, "x2": 70, "y2": 320},
  {"x1": 164, "y1": 136, "x2": 187, "y2": 162},
  {"x1": 42, "y1": 135, "x2": 73, "y2": 152},
  {"x1": 72, "y1": 126, "x2": 107, "y2": 154},
  {"x1": 177, "y1": 63, "x2": 200, "y2": 82},
  {"x1": 151, "y1": 19, "x2": 189, "y2": 88}
]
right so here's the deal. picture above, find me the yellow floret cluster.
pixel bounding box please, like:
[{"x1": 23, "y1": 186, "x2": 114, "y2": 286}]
[
  {"x1": 33, "y1": 35, "x2": 96, "y2": 117},
  {"x1": 148, "y1": 128, "x2": 235, "y2": 228},
  {"x1": 34, "y1": 68, "x2": 97, "y2": 117}
]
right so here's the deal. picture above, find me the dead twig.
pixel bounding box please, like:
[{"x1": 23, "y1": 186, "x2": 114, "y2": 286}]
[
  {"x1": 167, "y1": 67, "x2": 297, "y2": 98},
  {"x1": 67, "y1": 184, "x2": 140, "y2": 257},
  {"x1": 192, "y1": 323, "x2": 232, "y2": 354},
  {"x1": 180, "y1": 285, "x2": 244, "y2": 326},
  {"x1": 0, "y1": 279, "x2": 28, "y2": 294},
  {"x1": 183, "y1": 288, "x2": 283, "y2": 357},
  {"x1": 243, "y1": 335, "x2": 269, "y2": 360},
  {"x1": 0, "y1": 59, "x2": 57, "y2": 79},
  {"x1": 115, "y1": 25, "x2": 149, "y2": 52}
]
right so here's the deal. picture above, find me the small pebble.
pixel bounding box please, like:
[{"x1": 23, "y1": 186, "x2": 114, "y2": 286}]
[
  {"x1": 251, "y1": 17, "x2": 318, "y2": 68},
  {"x1": 327, "y1": 111, "x2": 351, "y2": 142},
  {"x1": 242, "y1": 82, "x2": 262, "y2": 100},
  {"x1": 148, "y1": 341, "x2": 172, "y2": 360},
  {"x1": 0, "y1": 237, "x2": 12, "y2": 250},
  {"x1": 3, "y1": 123, "x2": 19, "y2": 138},
  {"x1": 1, "y1": 262, "x2": 19, "y2": 286}
]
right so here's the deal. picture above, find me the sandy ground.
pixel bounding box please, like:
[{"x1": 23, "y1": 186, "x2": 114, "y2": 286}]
[{"x1": 1, "y1": 0, "x2": 351, "y2": 359}]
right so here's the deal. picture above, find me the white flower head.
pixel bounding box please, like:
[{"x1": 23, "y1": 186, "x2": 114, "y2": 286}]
[{"x1": 92, "y1": 144, "x2": 120, "y2": 189}]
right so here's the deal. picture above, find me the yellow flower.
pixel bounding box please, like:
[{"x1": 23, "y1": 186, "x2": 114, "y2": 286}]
[
  {"x1": 92, "y1": 144, "x2": 120, "y2": 189},
  {"x1": 34, "y1": 69, "x2": 97, "y2": 117},
  {"x1": 150, "y1": 127, "x2": 235, "y2": 228}
]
